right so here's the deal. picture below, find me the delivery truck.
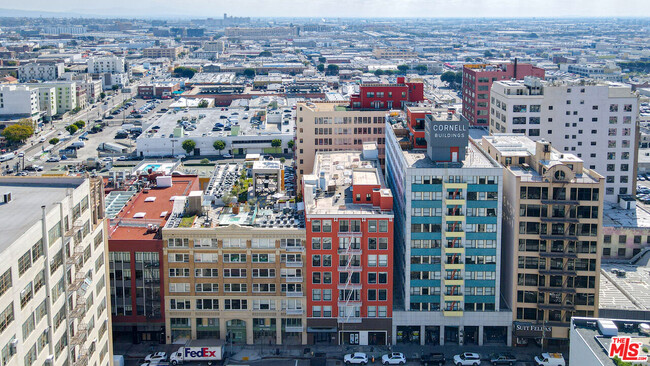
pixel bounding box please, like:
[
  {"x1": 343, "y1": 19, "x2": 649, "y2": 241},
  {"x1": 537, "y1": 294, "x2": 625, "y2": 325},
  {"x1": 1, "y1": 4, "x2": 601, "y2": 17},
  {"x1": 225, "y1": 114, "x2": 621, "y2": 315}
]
[{"x1": 169, "y1": 340, "x2": 225, "y2": 365}]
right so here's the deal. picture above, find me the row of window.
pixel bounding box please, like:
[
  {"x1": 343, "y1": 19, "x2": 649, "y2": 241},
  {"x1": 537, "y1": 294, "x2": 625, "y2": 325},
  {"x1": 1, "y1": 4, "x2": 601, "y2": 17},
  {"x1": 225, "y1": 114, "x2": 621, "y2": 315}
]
[
  {"x1": 169, "y1": 268, "x2": 303, "y2": 279},
  {"x1": 410, "y1": 271, "x2": 496, "y2": 280},
  {"x1": 167, "y1": 238, "x2": 303, "y2": 249}
]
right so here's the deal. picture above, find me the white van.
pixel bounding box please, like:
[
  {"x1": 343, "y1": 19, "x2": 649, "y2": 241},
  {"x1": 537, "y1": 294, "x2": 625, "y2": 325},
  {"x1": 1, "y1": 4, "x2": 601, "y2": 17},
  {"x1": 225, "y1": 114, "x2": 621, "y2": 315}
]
[{"x1": 534, "y1": 353, "x2": 565, "y2": 366}]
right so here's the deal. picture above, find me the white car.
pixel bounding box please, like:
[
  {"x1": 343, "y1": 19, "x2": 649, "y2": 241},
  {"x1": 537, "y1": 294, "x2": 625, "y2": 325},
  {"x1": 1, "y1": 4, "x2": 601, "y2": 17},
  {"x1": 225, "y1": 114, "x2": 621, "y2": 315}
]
[
  {"x1": 46, "y1": 157, "x2": 60, "y2": 163},
  {"x1": 223, "y1": 153, "x2": 232, "y2": 158},
  {"x1": 382, "y1": 352, "x2": 406, "y2": 365},
  {"x1": 344, "y1": 352, "x2": 369, "y2": 365},
  {"x1": 102, "y1": 157, "x2": 113, "y2": 162},
  {"x1": 453, "y1": 352, "x2": 481, "y2": 366},
  {"x1": 17, "y1": 152, "x2": 24, "y2": 157},
  {"x1": 144, "y1": 352, "x2": 167, "y2": 362},
  {"x1": 116, "y1": 156, "x2": 127, "y2": 161}
]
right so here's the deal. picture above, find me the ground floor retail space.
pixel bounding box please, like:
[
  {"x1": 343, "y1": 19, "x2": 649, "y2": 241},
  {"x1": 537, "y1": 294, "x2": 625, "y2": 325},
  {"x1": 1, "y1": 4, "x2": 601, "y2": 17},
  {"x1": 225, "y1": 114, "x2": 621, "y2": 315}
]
[
  {"x1": 113, "y1": 323, "x2": 165, "y2": 344},
  {"x1": 392, "y1": 311, "x2": 513, "y2": 346},
  {"x1": 513, "y1": 321, "x2": 569, "y2": 349},
  {"x1": 307, "y1": 318, "x2": 391, "y2": 345},
  {"x1": 166, "y1": 316, "x2": 307, "y2": 345}
]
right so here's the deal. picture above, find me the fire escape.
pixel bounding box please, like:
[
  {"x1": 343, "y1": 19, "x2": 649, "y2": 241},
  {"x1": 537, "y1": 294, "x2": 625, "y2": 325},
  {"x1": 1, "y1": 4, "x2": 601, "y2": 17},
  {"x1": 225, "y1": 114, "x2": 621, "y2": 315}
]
[{"x1": 337, "y1": 238, "x2": 362, "y2": 323}]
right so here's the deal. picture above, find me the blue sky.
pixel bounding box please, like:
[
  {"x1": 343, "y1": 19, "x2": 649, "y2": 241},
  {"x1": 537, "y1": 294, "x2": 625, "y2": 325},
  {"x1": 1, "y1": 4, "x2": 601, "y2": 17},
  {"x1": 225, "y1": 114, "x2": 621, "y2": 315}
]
[{"x1": 3, "y1": 0, "x2": 650, "y2": 18}]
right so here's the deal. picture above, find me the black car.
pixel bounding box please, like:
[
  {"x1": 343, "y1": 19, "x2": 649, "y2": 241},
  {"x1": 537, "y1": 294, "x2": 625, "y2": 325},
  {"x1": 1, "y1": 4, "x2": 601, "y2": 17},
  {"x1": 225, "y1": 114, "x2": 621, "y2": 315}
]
[{"x1": 420, "y1": 353, "x2": 445, "y2": 366}]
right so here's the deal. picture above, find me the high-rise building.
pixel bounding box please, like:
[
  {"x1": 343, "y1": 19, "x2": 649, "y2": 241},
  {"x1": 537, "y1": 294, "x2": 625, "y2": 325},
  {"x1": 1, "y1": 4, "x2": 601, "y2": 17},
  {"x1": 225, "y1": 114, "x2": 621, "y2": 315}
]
[
  {"x1": 349, "y1": 77, "x2": 424, "y2": 110},
  {"x1": 295, "y1": 102, "x2": 393, "y2": 185},
  {"x1": 461, "y1": 62, "x2": 545, "y2": 127},
  {"x1": 385, "y1": 110, "x2": 510, "y2": 346},
  {"x1": 0, "y1": 176, "x2": 112, "y2": 366},
  {"x1": 303, "y1": 143, "x2": 394, "y2": 345},
  {"x1": 488, "y1": 77, "x2": 639, "y2": 204},
  {"x1": 481, "y1": 134, "x2": 604, "y2": 347}
]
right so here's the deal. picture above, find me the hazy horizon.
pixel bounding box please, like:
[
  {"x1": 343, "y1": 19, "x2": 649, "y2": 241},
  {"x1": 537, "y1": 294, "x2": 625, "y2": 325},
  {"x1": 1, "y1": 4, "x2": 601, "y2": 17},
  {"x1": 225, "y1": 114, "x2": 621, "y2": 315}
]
[{"x1": 2, "y1": 0, "x2": 649, "y2": 19}]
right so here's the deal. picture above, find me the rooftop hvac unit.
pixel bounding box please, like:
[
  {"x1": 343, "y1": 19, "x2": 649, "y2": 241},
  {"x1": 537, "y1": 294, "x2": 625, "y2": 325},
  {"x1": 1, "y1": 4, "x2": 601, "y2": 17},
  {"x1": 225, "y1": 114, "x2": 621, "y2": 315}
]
[{"x1": 1, "y1": 192, "x2": 11, "y2": 204}]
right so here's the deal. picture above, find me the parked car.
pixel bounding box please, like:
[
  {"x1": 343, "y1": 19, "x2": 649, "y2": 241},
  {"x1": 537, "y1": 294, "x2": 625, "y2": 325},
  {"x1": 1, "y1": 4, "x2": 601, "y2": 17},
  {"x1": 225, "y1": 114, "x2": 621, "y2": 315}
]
[
  {"x1": 453, "y1": 352, "x2": 481, "y2": 366},
  {"x1": 46, "y1": 156, "x2": 60, "y2": 163},
  {"x1": 116, "y1": 156, "x2": 127, "y2": 161},
  {"x1": 381, "y1": 352, "x2": 406, "y2": 365},
  {"x1": 490, "y1": 353, "x2": 517, "y2": 365},
  {"x1": 223, "y1": 153, "x2": 232, "y2": 158},
  {"x1": 343, "y1": 352, "x2": 369, "y2": 365},
  {"x1": 420, "y1": 353, "x2": 446, "y2": 366},
  {"x1": 144, "y1": 352, "x2": 167, "y2": 363},
  {"x1": 534, "y1": 353, "x2": 565, "y2": 366}
]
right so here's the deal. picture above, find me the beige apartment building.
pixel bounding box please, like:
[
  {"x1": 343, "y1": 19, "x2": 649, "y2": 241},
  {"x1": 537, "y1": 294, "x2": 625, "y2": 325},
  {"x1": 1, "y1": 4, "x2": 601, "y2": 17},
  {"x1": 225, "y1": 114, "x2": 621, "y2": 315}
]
[
  {"x1": 0, "y1": 177, "x2": 112, "y2": 366},
  {"x1": 295, "y1": 101, "x2": 392, "y2": 185},
  {"x1": 162, "y1": 201, "x2": 307, "y2": 345},
  {"x1": 481, "y1": 134, "x2": 604, "y2": 347}
]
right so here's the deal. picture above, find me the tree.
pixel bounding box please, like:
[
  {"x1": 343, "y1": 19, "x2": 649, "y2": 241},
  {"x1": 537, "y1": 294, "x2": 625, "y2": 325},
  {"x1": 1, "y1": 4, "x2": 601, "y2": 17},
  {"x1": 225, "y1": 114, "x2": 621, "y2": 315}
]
[
  {"x1": 49, "y1": 138, "x2": 60, "y2": 145},
  {"x1": 271, "y1": 139, "x2": 282, "y2": 148},
  {"x1": 112, "y1": 84, "x2": 120, "y2": 91},
  {"x1": 258, "y1": 51, "x2": 272, "y2": 57},
  {"x1": 316, "y1": 64, "x2": 325, "y2": 72},
  {"x1": 243, "y1": 68, "x2": 256, "y2": 78},
  {"x1": 415, "y1": 64, "x2": 428, "y2": 74},
  {"x1": 318, "y1": 57, "x2": 326, "y2": 64},
  {"x1": 173, "y1": 67, "x2": 197, "y2": 78},
  {"x1": 484, "y1": 50, "x2": 494, "y2": 58},
  {"x1": 287, "y1": 140, "x2": 295, "y2": 149},
  {"x1": 326, "y1": 64, "x2": 339, "y2": 75},
  {"x1": 182, "y1": 139, "x2": 196, "y2": 154},
  {"x1": 198, "y1": 100, "x2": 209, "y2": 108},
  {"x1": 99, "y1": 92, "x2": 106, "y2": 100},
  {"x1": 1, "y1": 124, "x2": 33, "y2": 143},
  {"x1": 279, "y1": 157, "x2": 286, "y2": 164},
  {"x1": 200, "y1": 158, "x2": 210, "y2": 165},
  {"x1": 65, "y1": 124, "x2": 78, "y2": 135},
  {"x1": 374, "y1": 69, "x2": 384, "y2": 76},
  {"x1": 441, "y1": 71, "x2": 457, "y2": 85},
  {"x1": 74, "y1": 120, "x2": 85, "y2": 129},
  {"x1": 397, "y1": 64, "x2": 409, "y2": 74},
  {"x1": 213, "y1": 140, "x2": 226, "y2": 154}
]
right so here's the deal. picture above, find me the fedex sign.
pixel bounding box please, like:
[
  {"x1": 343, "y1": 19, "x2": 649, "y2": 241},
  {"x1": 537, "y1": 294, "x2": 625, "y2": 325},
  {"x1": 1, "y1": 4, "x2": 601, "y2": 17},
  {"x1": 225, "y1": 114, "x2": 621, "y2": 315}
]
[
  {"x1": 608, "y1": 337, "x2": 648, "y2": 362},
  {"x1": 184, "y1": 347, "x2": 218, "y2": 358}
]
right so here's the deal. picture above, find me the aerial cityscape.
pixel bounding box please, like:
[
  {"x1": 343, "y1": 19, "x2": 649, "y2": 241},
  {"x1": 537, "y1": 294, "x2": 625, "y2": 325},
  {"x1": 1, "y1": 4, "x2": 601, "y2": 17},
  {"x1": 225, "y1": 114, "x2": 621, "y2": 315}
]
[{"x1": 0, "y1": 3, "x2": 649, "y2": 366}]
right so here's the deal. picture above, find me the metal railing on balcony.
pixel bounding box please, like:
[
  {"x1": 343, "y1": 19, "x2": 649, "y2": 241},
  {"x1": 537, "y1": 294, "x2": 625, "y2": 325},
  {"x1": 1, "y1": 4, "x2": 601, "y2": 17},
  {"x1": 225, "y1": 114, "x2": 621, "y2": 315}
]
[
  {"x1": 73, "y1": 347, "x2": 88, "y2": 366},
  {"x1": 70, "y1": 323, "x2": 88, "y2": 346},
  {"x1": 69, "y1": 295, "x2": 86, "y2": 319}
]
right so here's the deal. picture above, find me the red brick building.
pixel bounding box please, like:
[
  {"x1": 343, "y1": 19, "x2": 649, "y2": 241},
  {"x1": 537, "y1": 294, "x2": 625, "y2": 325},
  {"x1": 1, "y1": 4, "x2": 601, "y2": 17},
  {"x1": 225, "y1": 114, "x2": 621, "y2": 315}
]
[
  {"x1": 350, "y1": 76, "x2": 424, "y2": 110},
  {"x1": 303, "y1": 145, "x2": 394, "y2": 345},
  {"x1": 137, "y1": 82, "x2": 181, "y2": 99},
  {"x1": 107, "y1": 174, "x2": 200, "y2": 343},
  {"x1": 462, "y1": 62, "x2": 545, "y2": 126}
]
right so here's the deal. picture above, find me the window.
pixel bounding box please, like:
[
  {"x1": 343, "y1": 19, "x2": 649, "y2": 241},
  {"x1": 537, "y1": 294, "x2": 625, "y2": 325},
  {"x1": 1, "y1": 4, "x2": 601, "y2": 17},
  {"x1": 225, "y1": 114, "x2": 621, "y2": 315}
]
[
  {"x1": 0, "y1": 304, "x2": 13, "y2": 333},
  {"x1": 0, "y1": 270, "x2": 11, "y2": 297},
  {"x1": 224, "y1": 299, "x2": 247, "y2": 310},
  {"x1": 18, "y1": 251, "x2": 31, "y2": 276}
]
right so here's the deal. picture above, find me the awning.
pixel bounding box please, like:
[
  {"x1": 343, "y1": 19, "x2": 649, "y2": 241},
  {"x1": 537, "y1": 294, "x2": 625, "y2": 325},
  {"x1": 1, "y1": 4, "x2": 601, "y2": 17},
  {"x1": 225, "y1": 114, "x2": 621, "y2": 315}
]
[{"x1": 307, "y1": 327, "x2": 337, "y2": 333}]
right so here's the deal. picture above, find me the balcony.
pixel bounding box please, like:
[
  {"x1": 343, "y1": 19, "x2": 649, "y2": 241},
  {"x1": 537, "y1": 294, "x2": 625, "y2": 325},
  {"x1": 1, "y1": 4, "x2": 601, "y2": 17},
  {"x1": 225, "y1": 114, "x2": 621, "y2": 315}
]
[
  {"x1": 70, "y1": 323, "x2": 88, "y2": 346},
  {"x1": 337, "y1": 283, "x2": 362, "y2": 290},
  {"x1": 337, "y1": 300, "x2": 362, "y2": 308},
  {"x1": 540, "y1": 234, "x2": 578, "y2": 241},
  {"x1": 65, "y1": 218, "x2": 84, "y2": 237},
  {"x1": 337, "y1": 316, "x2": 362, "y2": 323},
  {"x1": 284, "y1": 277, "x2": 303, "y2": 283},
  {"x1": 337, "y1": 247, "x2": 362, "y2": 255},
  {"x1": 66, "y1": 246, "x2": 84, "y2": 267},
  {"x1": 68, "y1": 272, "x2": 91, "y2": 292},
  {"x1": 73, "y1": 347, "x2": 89, "y2": 366},
  {"x1": 69, "y1": 296, "x2": 86, "y2": 319},
  {"x1": 337, "y1": 266, "x2": 363, "y2": 272},
  {"x1": 538, "y1": 303, "x2": 575, "y2": 311},
  {"x1": 540, "y1": 199, "x2": 579, "y2": 205},
  {"x1": 285, "y1": 261, "x2": 303, "y2": 268},
  {"x1": 539, "y1": 269, "x2": 577, "y2": 276},
  {"x1": 337, "y1": 232, "x2": 363, "y2": 238},
  {"x1": 539, "y1": 287, "x2": 576, "y2": 294},
  {"x1": 284, "y1": 309, "x2": 304, "y2": 315}
]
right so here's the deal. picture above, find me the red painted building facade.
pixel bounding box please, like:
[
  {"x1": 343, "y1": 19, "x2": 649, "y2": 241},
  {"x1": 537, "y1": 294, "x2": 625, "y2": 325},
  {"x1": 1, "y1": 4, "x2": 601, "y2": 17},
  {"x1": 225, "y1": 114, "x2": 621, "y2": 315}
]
[
  {"x1": 304, "y1": 149, "x2": 394, "y2": 345},
  {"x1": 350, "y1": 76, "x2": 424, "y2": 110},
  {"x1": 108, "y1": 175, "x2": 200, "y2": 343},
  {"x1": 462, "y1": 62, "x2": 545, "y2": 126}
]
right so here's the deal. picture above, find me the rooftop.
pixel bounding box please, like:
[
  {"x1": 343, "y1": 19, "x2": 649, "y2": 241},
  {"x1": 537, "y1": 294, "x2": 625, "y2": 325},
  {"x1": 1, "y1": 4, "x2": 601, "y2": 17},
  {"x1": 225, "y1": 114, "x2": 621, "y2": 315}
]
[
  {"x1": 140, "y1": 108, "x2": 292, "y2": 139},
  {"x1": 108, "y1": 175, "x2": 200, "y2": 240},
  {"x1": 572, "y1": 317, "x2": 650, "y2": 366},
  {"x1": 0, "y1": 177, "x2": 85, "y2": 251},
  {"x1": 401, "y1": 140, "x2": 498, "y2": 169},
  {"x1": 599, "y1": 258, "x2": 650, "y2": 311},
  {"x1": 303, "y1": 150, "x2": 392, "y2": 216},
  {"x1": 603, "y1": 202, "x2": 650, "y2": 228}
]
